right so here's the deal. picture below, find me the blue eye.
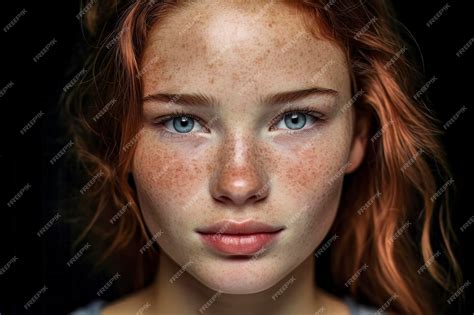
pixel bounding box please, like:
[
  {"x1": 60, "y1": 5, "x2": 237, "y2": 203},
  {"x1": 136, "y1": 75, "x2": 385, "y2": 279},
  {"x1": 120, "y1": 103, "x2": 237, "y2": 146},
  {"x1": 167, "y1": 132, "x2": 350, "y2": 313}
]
[
  {"x1": 159, "y1": 114, "x2": 206, "y2": 134},
  {"x1": 284, "y1": 112, "x2": 306, "y2": 130},
  {"x1": 154, "y1": 107, "x2": 323, "y2": 137},
  {"x1": 273, "y1": 111, "x2": 320, "y2": 131},
  {"x1": 170, "y1": 116, "x2": 194, "y2": 133}
]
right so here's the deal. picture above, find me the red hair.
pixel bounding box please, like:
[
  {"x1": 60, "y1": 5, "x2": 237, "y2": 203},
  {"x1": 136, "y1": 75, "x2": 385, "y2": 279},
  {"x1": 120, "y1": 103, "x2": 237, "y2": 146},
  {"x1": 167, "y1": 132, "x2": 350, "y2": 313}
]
[{"x1": 63, "y1": 1, "x2": 462, "y2": 313}]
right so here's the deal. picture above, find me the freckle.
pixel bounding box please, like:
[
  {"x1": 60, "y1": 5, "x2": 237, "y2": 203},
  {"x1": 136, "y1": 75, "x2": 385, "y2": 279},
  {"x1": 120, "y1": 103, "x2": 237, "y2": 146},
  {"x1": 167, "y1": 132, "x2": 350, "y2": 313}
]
[
  {"x1": 192, "y1": 162, "x2": 202, "y2": 176},
  {"x1": 209, "y1": 77, "x2": 215, "y2": 84},
  {"x1": 268, "y1": 22, "x2": 273, "y2": 28},
  {"x1": 232, "y1": 73, "x2": 240, "y2": 81},
  {"x1": 206, "y1": 163, "x2": 213, "y2": 173}
]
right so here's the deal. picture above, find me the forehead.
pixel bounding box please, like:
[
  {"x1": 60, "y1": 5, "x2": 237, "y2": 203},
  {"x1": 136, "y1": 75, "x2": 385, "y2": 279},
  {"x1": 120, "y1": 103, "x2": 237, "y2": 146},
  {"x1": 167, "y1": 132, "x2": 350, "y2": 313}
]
[{"x1": 141, "y1": 0, "x2": 350, "y2": 102}]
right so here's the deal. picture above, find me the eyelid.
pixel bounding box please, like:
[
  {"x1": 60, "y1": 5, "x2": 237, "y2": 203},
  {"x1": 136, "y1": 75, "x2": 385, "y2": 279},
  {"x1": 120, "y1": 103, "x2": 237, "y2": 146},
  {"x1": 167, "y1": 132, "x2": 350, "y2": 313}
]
[
  {"x1": 153, "y1": 110, "x2": 209, "y2": 134},
  {"x1": 151, "y1": 111, "x2": 210, "y2": 140},
  {"x1": 153, "y1": 110, "x2": 203, "y2": 125},
  {"x1": 152, "y1": 106, "x2": 325, "y2": 136},
  {"x1": 268, "y1": 106, "x2": 325, "y2": 131}
]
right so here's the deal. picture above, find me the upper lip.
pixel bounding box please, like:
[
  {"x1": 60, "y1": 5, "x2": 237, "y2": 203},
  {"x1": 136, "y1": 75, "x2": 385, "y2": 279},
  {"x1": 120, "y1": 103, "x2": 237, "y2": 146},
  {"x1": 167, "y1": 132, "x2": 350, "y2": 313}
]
[{"x1": 196, "y1": 219, "x2": 285, "y2": 235}]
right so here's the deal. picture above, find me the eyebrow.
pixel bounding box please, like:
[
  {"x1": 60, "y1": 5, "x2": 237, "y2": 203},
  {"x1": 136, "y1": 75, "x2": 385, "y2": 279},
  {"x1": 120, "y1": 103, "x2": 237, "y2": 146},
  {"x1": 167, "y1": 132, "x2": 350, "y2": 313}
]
[{"x1": 142, "y1": 86, "x2": 338, "y2": 107}]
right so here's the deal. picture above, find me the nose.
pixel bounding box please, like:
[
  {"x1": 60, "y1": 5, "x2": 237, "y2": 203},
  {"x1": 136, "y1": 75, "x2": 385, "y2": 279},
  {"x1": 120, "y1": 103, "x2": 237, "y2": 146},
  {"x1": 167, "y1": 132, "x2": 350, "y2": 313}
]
[{"x1": 209, "y1": 133, "x2": 270, "y2": 207}]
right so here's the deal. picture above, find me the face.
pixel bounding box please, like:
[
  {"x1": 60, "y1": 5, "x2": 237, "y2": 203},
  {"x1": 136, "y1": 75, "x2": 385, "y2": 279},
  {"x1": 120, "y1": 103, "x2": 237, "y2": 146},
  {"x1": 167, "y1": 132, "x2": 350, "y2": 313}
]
[{"x1": 132, "y1": 0, "x2": 366, "y2": 294}]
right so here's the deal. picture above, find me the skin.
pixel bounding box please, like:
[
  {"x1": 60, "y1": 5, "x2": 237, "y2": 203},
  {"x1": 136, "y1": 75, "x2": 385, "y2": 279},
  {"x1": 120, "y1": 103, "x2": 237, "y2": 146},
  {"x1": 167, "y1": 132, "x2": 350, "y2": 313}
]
[{"x1": 103, "y1": 0, "x2": 368, "y2": 314}]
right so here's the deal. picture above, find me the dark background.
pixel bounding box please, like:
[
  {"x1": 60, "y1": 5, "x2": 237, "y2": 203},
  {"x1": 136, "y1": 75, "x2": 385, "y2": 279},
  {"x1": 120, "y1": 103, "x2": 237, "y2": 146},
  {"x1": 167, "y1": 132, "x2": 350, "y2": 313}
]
[{"x1": 1, "y1": 0, "x2": 472, "y2": 314}]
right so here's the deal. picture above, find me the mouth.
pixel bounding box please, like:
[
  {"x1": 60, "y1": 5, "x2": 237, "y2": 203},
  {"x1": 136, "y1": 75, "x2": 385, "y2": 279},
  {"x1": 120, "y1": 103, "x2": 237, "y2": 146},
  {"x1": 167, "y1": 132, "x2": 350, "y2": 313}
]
[{"x1": 195, "y1": 220, "x2": 285, "y2": 256}]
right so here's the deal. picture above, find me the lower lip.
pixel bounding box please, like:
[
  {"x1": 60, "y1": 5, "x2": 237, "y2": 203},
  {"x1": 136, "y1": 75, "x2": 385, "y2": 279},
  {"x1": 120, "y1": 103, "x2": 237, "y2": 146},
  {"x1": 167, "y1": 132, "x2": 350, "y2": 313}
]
[{"x1": 198, "y1": 231, "x2": 283, "y2": 255}]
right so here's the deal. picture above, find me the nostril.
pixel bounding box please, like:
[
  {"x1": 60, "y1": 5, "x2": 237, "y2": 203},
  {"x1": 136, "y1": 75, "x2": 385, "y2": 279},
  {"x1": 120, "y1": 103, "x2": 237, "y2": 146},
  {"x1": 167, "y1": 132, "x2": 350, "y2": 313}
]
[
  {"x1": 213, "y1": 188, "x2": 268, "y2": 207},
  {"x1": 216, "y1": 195, "x2": 232, "y2": 204}
]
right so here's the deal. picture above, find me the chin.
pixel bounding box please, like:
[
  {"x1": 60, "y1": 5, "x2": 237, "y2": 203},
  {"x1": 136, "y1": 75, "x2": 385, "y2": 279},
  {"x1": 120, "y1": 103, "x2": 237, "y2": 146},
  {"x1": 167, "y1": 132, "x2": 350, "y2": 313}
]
[
  {"x1": 203, "y1": 278, "x2": 279, "y2": 295},
  {"x1": 192, "y1": 258, "x2": 285, "y2": 294}
]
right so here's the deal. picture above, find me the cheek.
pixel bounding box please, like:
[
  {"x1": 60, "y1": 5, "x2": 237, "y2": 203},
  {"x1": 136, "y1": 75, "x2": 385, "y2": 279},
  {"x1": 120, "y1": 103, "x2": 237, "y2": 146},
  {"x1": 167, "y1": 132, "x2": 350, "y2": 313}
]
[
  {"x1": 271, "y1": 123, "x2": 351, "y2": 250},
  {"x1": 131, "y1": 131, "x2": 211, "y2": 233},
  {"x1": 275, "y1": 121, "x2": 352, "y2": 200}
]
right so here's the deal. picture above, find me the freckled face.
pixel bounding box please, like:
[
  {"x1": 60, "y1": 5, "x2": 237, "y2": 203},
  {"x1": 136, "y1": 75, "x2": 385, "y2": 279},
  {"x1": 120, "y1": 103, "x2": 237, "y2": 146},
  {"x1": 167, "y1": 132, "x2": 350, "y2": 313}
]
[{"x1": 132, "y1": 1, "x2": 358, "y2": 294}]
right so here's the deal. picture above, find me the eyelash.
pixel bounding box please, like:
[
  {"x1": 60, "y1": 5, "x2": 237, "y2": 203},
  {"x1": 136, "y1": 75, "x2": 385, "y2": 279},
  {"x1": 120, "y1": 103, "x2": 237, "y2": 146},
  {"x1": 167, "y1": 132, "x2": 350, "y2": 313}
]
[
  {"x1": 153, "y1": 110, "x2": 208, "y2": 138},
  {"x1": 269, "y1": 106, "x2": 325, "y2": 132},
  {"x1": 152, "y1": 106, "x2": 325, "y2": 138}
]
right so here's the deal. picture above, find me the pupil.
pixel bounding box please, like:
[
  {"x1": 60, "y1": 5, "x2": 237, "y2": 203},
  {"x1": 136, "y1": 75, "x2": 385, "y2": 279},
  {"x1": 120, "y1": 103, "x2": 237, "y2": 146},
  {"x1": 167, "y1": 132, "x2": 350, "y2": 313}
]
[
  {"x1": 173, "y1": 116, "x2": 194, "y2": 133},
  {"x1": 285, "y1": 113, "x2": 306, "y2": 130}
]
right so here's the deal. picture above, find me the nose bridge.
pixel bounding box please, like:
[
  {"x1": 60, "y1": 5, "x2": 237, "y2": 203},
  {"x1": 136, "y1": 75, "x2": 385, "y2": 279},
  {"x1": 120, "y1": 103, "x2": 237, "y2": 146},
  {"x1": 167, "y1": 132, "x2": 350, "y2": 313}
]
[
  {"x1": 225, "y1": 130, "x2": 251, "y2": 167},
  {"x1": 210, "y1": 130, "x2": 269, "y2": 207}
]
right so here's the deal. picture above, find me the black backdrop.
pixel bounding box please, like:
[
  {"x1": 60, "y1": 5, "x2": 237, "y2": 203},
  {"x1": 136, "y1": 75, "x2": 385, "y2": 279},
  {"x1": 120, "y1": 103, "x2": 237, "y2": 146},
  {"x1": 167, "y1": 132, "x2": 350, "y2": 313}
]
[{"x1": 1, "y1": 0, "x2": 473, "y2": 314}]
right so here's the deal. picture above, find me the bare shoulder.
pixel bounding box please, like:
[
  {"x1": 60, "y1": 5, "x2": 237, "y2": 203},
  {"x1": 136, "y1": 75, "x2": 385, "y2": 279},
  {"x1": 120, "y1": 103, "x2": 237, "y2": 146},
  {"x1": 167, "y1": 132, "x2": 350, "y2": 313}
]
[{"x1": 101, "y1": 287, "x2": 153, "y2": 315}]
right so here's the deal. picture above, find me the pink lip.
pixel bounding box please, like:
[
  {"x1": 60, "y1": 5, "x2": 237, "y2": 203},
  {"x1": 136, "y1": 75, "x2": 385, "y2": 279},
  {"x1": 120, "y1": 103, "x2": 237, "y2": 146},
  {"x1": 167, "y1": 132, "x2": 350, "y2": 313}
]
[{"x1": 196, "y1": 220, "x2": 285, "y2": 255}]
